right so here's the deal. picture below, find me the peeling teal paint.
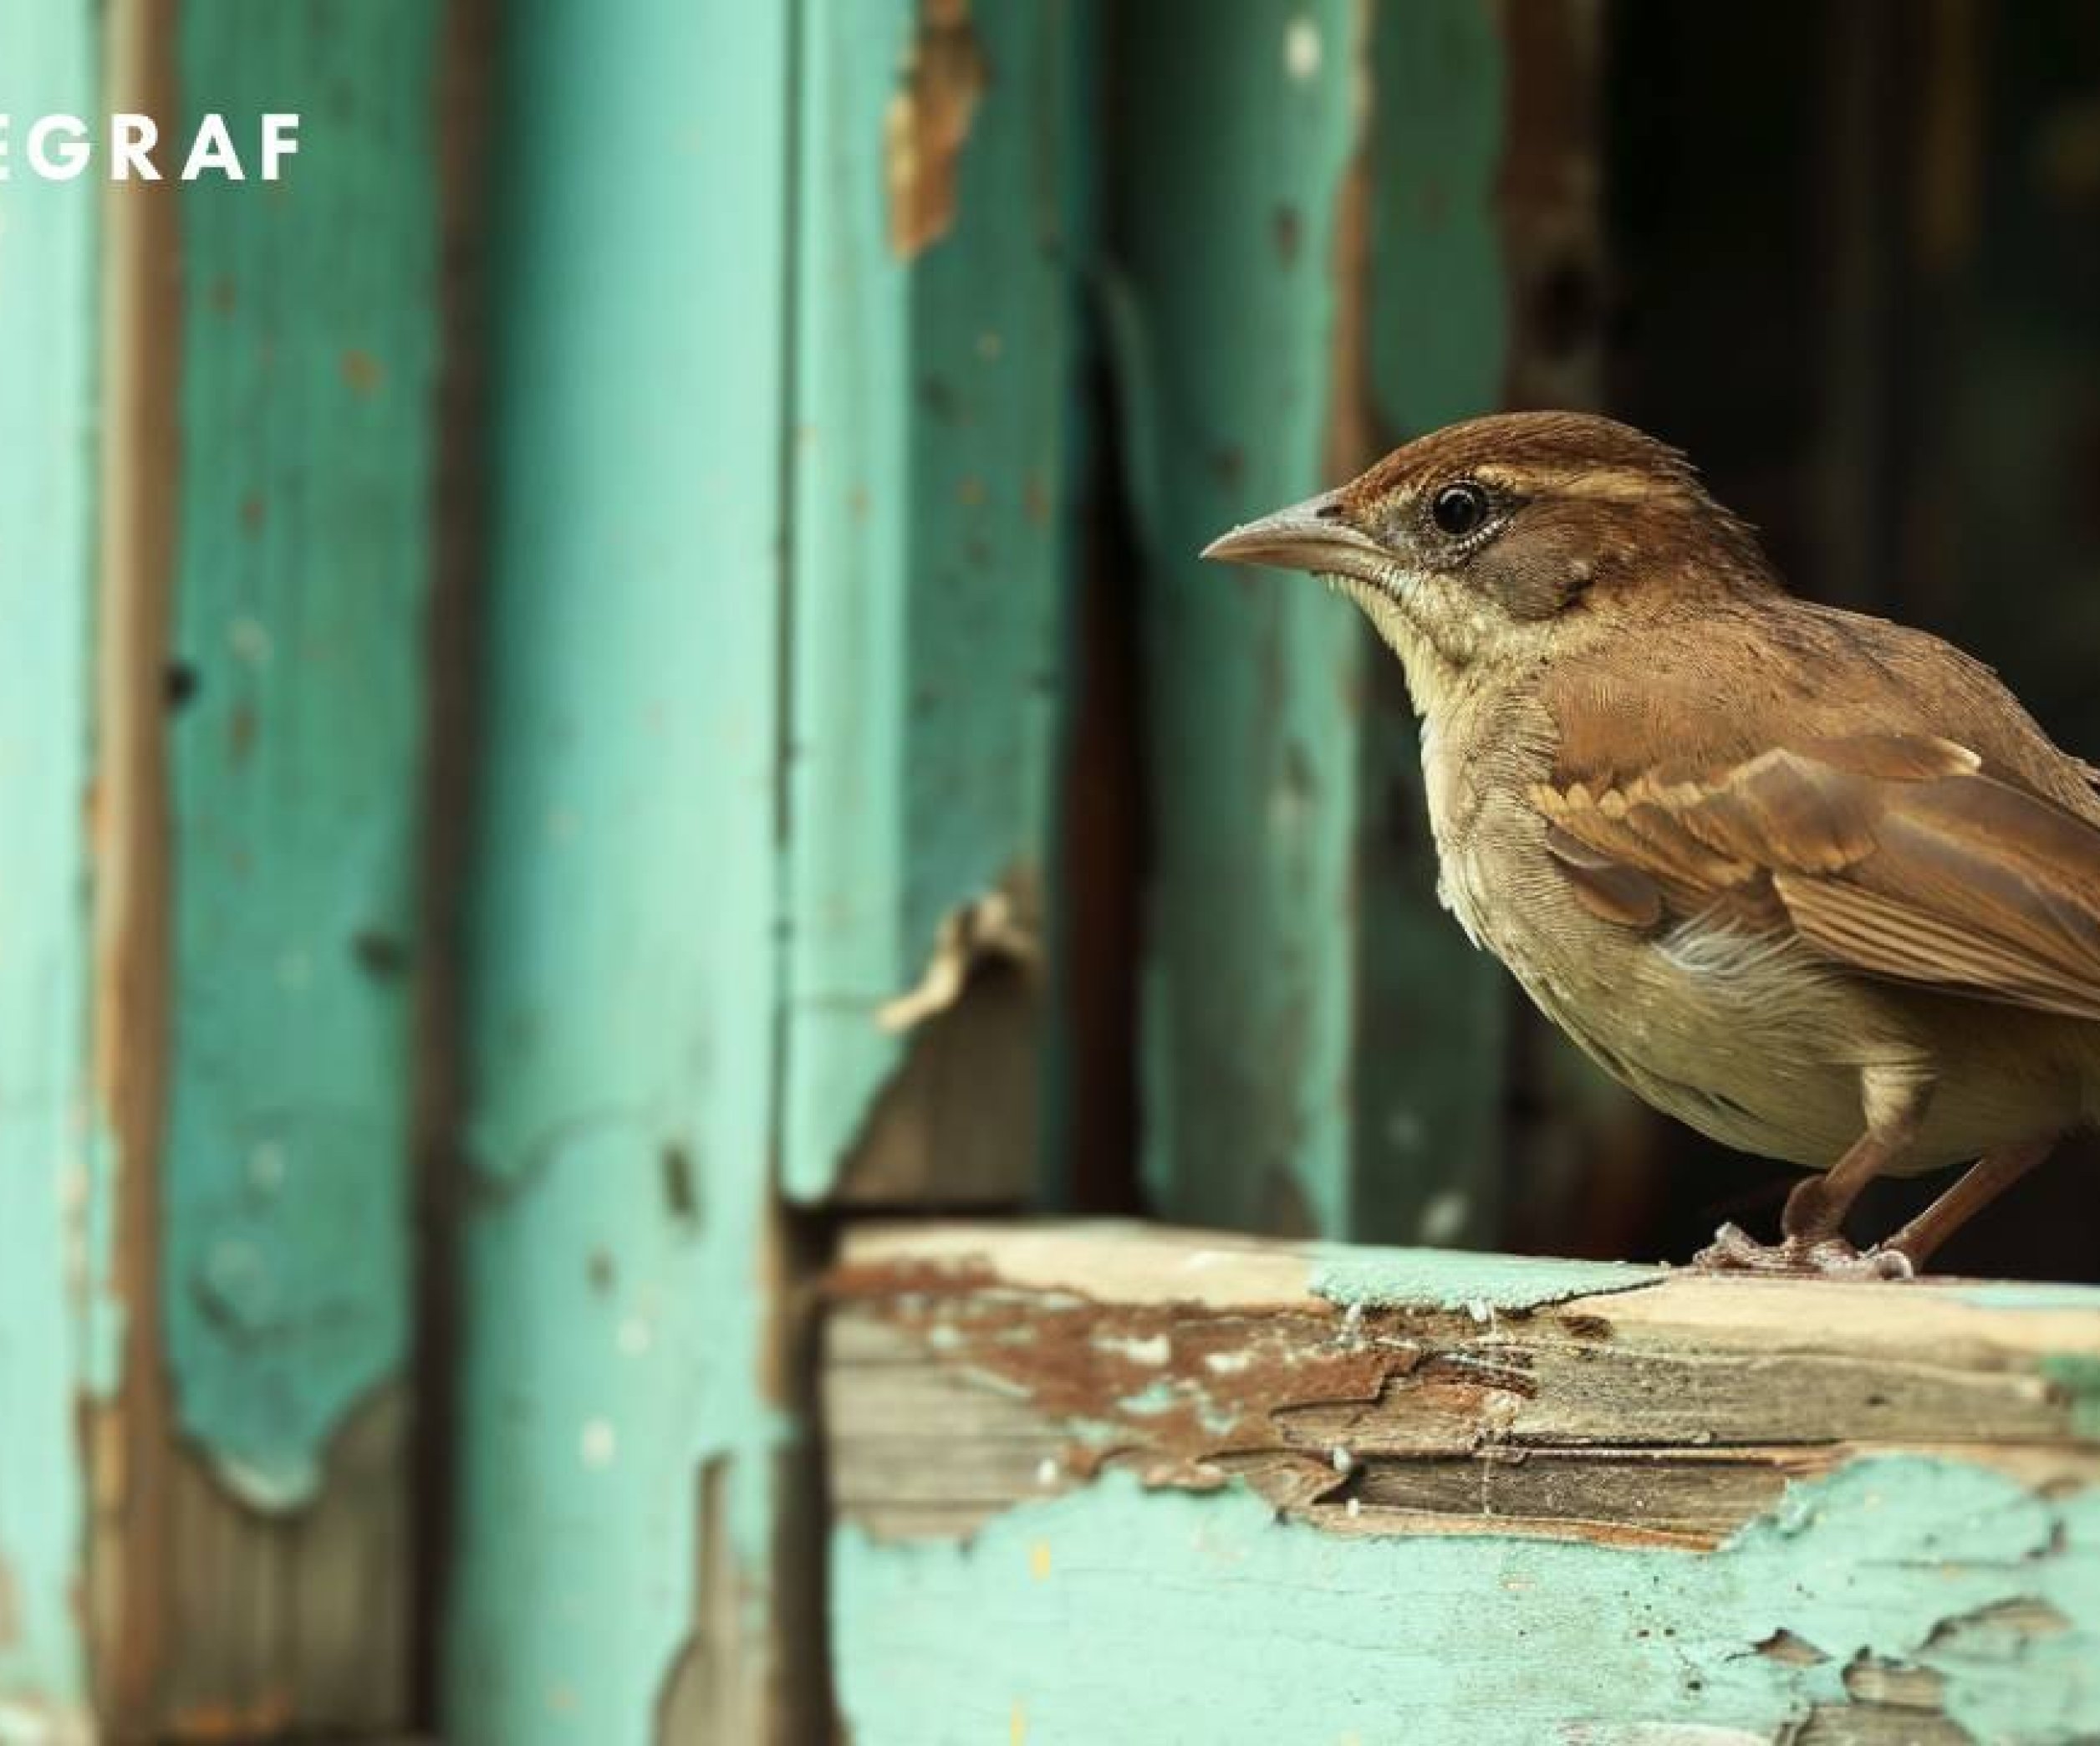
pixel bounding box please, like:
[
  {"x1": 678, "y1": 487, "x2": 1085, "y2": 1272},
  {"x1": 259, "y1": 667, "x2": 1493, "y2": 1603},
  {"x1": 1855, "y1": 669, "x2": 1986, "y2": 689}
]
[
  {"x1": 1349, "y1": 0, "x2": 1514, "y2": 1249},
  {"x1": 1956, "y1": 1284, "x2": 2100, "y2": 1314},
  {"x1": 445, "y1": 1, "x2": 792, "y2": 1738},
  {"x1": 0, "y1": 2, "x2": 98, "y2": 1720},
  {"x1": 2040, "y1": 1356, "x2": 2100, "y2": 1439},
  {"x1": 1114, "y1": 1, "x2": 1514, "y2": 1246},
  {"x1": 161, "y1": 0, "x2": 441, "y2": 1498},
  {"x1": 783, "y1": 0, "x2": 1082, "y2": 1201},
  {"x1": 834, "y1": 1460, "x2": 2100, "y2": 1745},
  {"x1": 1311, "y1": 1245, "x2": 1664, "y2": 1313},
  {"x1": 1112, "y1": 0, "x2": 1371, "y2": 1241}
]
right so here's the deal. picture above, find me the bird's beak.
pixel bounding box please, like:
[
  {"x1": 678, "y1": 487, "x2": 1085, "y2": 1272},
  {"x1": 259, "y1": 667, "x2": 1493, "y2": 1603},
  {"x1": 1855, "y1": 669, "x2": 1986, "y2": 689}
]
[{"x1": 1200, "y1": 493, "x2": 1388, "y2": 585}]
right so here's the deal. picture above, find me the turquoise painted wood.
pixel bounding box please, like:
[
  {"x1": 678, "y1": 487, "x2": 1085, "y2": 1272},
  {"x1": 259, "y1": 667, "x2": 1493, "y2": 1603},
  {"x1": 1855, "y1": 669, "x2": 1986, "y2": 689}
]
[
  {"x1": 446, "y1": 2, "x2": 793, "y2": 1738},
  {"x1": 0, "y1": 3, "x2": 99, "y2": 1730},
  {"x1": 1110, "y1": 2, "x2": 1510, "y2": 1242},
  {"x1": 1110, "y1": 0, "x2": 1367, "y2": 1240},
  {"x1": 785, "y1": 0, "x2": 1081, "y2": 1203},
  {"x1": 163, "y1": 0, "x2": 442, "y2": 1503},
  {"x1": 836, "y1": 1461, "x2": 2100, "y2": 1744},
  {"x1": 1348, "y1": 1, "x2": 1513, "y2": 1248}
]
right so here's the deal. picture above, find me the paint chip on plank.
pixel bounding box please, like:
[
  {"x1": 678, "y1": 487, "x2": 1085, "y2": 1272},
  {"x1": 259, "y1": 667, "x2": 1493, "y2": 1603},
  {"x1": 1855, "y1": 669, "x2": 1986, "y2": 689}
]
[
  {"x1": 1284, "y1": 17, "x2": 1322, "y2": 81},
  {"x1": 878, "y1": 882, "x2": 1039, "y2": 1034},
  {"x1": 581, "y1": 1417, "x2": 617, "y2": 1468},
  {"x1": 1312, "y1": 1245, "x2": 1664, "y2": 1314},
  {"x1": 885, "y1": 0, "x2": 988, "y2": 258},
  {"x1": 227, "y1": 616, "x2": 273, "y2": 665}
]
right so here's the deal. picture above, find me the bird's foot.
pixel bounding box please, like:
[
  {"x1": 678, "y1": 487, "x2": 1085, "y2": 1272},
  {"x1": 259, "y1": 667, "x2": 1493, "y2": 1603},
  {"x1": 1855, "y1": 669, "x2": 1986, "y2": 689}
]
[{"x1": 1690, "y1": 1223, "x2": 1914, "y2": 1280}]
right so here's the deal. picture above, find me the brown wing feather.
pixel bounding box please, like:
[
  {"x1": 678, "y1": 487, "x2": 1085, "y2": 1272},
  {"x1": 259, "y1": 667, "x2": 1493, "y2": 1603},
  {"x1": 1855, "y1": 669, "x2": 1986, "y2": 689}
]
[
  {"x1": 1534, "y1": 593, "x2": 2100, "y2": 1018},
  {"x1": 1537, "y1": 742, "x2": 2100, "y2": 1022}
]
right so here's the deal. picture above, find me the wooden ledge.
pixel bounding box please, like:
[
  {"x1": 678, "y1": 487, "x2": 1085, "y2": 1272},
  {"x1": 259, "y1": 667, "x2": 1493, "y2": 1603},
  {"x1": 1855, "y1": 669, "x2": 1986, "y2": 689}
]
[{"x1": 823, "y1": 1220, "x2": 2100, "y2": 1548}]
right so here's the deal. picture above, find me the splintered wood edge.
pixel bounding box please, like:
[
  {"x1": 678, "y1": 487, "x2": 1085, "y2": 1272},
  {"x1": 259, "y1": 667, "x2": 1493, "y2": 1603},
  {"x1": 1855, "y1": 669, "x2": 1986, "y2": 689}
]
[
  {"x1": 833, "y1": 1218, "x2": 2100, "y2": 1357},
  {"x1": 825, "y1": 1219, "x2": 2100, "y2": 1548}
]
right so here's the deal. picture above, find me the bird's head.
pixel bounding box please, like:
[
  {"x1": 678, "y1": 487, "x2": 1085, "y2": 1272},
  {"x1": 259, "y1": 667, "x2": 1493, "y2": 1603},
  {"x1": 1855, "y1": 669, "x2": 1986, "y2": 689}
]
[{"x1": 1202, "y1": 411, "x2": 1771, "y2": 705}]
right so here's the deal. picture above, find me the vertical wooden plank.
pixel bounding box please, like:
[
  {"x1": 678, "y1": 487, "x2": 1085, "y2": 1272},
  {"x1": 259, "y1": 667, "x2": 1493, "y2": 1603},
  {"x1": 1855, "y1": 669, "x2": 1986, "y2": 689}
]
[
  {"x1": 1109, "y1": 0, "x2": 1372, "y2": 1240},
  {"x1": 1111, "y1": 0, "x2": 1513, "y2": 1241},
  {"x1": 80, "y1": 2, "x2": 449, "y2": 1733},
  {"x1": 0, "y1": 4, "x2": 101, "y2": 1735},
  {"x1": 784, "y1": 0, "x2": 1083, "y2": 1207},
  {"x1": 446, "y1": 2, "x2": 795, "y2": 1740},
  {"x1": 1347, "y1": 0, "x2": 1520, "y2": 1249},
  {"x1": 91, "y1": 0, "x2": 182, "y2": 1727}
]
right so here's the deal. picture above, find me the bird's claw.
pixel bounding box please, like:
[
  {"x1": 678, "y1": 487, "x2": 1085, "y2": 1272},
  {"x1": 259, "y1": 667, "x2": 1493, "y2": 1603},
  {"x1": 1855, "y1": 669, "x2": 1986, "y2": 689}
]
[{"x1": 1690, "y1": 1222, "x2": 1914, "y2": 1280}]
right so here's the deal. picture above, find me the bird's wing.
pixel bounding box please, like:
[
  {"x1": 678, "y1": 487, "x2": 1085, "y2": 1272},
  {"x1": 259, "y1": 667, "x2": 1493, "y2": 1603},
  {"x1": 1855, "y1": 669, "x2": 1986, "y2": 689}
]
[{"x1": 1536, "y1": 732, "x2": 2100, "y2": 1023}]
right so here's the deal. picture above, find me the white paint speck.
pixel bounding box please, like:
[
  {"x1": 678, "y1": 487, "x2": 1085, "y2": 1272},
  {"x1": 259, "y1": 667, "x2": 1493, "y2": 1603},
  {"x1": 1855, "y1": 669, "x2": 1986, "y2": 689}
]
[
  {"x1": 1035, "y1": 1457, "x2": 1061, "y2": 1488},
  {"x1": 580, "y1": 1417, "x2": 617, "y2": 1468},
  {"x1": 247, "y1": 1141, "x2": 287, "y2": 1192},
  {"x1": 1204, "y1": 1348, "x2": 1256, "y2": 1375},
  {"x1": 1095, "y1": 1331, "x2": 1171, "y2": 1366},
  {"x1": 616, "y1": 1315, "x2": 652, "y2": 1356},
  {"x1": 1284, "y1": 16, "x2": 1322, "y2": 81},
  {"x1": 1346, "y1": 1496, "x2": 1363, "y2": 1520},
  {"x1": 1466, "y1": 1298, "x2": 1492, "y2": 1325},
  {"x1": 1418, "y1": 1190, "x2": 1469, "y2": 1247},
  {"x1": 1329, "y1": 1444, "x2": 1355, "y2": 1475},
  {"x1": 228, "y1": 617, "x2": 273, "y2": 665}
]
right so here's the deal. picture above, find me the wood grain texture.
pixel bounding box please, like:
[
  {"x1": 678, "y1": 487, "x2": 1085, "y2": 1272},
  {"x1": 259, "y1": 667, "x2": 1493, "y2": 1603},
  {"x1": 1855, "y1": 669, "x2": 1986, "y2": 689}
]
[
  {"x1": 0, "y1": 2, "x2": 101, "y2": 1734},
  {"x1": 89, "y1": 0, "x2": 182, "y2": 1726},
  {"x1": 784, "y1": 0, "x2": 1082, "y2": 1207},
  {"x1": 825, "y1": 1222, "x2": 2100, "y2": 1744},
  {"x1": 445, "y1": 2, "x2": 797, "y2": 1739}
]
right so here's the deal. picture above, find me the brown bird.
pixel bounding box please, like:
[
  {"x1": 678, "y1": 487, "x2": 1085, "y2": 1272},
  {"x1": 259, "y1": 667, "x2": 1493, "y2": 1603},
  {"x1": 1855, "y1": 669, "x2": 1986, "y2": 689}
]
[{"x1": 1204, "y1": 411, "x2": 2100, "y2": 1276}]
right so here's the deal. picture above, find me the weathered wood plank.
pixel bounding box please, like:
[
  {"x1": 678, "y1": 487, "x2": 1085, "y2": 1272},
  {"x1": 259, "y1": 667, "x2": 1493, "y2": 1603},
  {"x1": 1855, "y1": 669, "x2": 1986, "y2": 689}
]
[
  {"x1": 1108, "y1": 0, "x2": 1517, "y2": 1243},
  {"x1": 0, "y1": 3, "x2": 101, "y2": 1735},
  {"x1": 783, "y1": 0, "x2": 1083, "y2": 1207},
  {"x1": 79, "y1": 3, "x2": 453, "y2": 1732},
  {"x1": 446, "y1": 3, "x2": 798, "y2": 1740},
  {"x1": 825, "y1": 1222, "x2": 2100, "y2": 1744}
]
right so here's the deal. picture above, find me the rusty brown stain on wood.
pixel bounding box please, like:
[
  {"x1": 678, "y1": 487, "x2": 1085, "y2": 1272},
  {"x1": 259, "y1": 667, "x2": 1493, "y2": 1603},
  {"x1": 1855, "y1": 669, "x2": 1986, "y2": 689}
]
[
  {"x1": 1322, "y1": 4, "x2": 1375, "y2": 486},
  {"x1": 884, "y1": 0, "x2": 988, "y2": 259},
  {"x1": 90, "y1": 0, "x2": 183, "y2": 1725},
  {"x1": 823, "y1": 1226, "x2": 2100, "y2": 1553},
  {"x1": 162, "y1": 1690, "x2": 295, "y2": 1742}
]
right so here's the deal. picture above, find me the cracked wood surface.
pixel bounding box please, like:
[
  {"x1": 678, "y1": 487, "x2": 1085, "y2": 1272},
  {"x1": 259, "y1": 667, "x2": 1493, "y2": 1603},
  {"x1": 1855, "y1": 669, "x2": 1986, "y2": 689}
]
[
  {"x1": 826, "y1": 1222, "x2": 2100, "y2": 1547},
  {"x1": 825, "y1": 1223, "x2": 2100, "y2": 1744}
]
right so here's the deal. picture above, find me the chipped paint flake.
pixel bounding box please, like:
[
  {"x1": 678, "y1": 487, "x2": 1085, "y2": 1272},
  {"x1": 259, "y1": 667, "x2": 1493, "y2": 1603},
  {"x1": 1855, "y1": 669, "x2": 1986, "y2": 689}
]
[
  {"x1": 877, "y1": 882, "x2": 1039, "y2": 1035},
  {"x1": 1284, "y1": 16, "x2": 1323, "y2": 82},
  {"x1": 1311, "y1": 1244, "x2": 1664, "y2": 1314},
  {"x1": 884, "y1": 0, "x2": 988, "y2": 259}
]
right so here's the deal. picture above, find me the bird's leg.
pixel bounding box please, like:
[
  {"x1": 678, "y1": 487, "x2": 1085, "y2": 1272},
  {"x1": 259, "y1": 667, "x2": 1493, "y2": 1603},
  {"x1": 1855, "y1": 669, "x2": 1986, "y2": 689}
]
[
  {"x1": 1868, "y1": 1136, "x2": 2057, "y2": 1273},
  {"x1": 1694, "y1": 1073, "x2": 1929, "y2": 1279}
]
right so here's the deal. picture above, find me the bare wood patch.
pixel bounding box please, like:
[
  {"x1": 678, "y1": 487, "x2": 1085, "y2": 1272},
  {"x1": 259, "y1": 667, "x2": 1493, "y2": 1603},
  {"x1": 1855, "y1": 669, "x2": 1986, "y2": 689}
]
[
  {"x1": 884, "y1": 0, "x2": 988, "y2": 259},
  {"x1": 824, "y1": 1222, "x2": 2100, "y2": 1547}
]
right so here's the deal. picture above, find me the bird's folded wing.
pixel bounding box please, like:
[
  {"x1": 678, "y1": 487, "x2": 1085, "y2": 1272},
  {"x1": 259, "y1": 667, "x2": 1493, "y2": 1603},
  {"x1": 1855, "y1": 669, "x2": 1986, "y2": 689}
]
[{"x1": 1536, "y1": 733, "x2": 2100, "y2": 1022}]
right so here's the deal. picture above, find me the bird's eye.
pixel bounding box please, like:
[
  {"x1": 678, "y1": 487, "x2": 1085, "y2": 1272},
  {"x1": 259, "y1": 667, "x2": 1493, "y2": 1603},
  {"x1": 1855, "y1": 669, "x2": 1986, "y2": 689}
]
[{"x1": 1430, "y1": 481, "x2": 1491, "y2": 539}]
